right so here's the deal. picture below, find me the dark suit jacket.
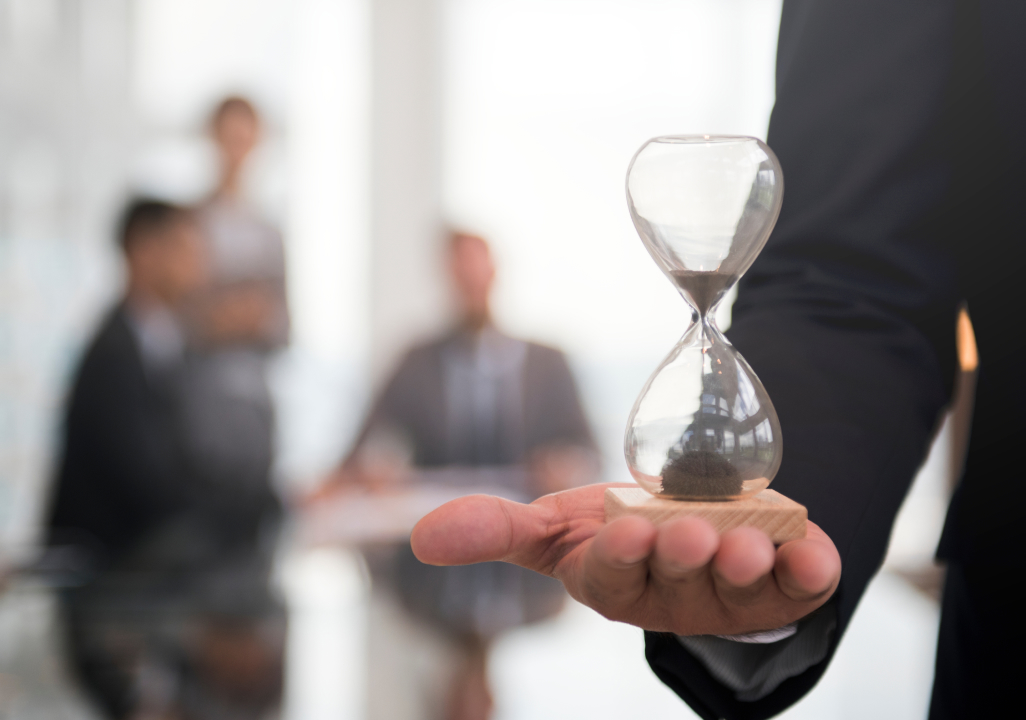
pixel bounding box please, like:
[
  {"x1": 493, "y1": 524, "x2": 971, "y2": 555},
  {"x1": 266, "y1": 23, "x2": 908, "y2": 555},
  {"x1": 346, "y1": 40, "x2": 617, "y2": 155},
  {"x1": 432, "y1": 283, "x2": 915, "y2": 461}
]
[
  {"x1": 645, "y1": 1, "x2": 1026, "y2": 718},
  {"x1": 47, "y1": 305, "x2": 190, "y2": 571}
]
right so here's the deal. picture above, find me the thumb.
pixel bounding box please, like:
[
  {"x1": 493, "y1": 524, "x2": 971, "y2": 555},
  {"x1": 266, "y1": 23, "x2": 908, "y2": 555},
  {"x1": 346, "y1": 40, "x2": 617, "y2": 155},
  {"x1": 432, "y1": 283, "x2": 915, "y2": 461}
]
[{"x1": 412, "y1": 494, "x2": 534, "y2": 566}]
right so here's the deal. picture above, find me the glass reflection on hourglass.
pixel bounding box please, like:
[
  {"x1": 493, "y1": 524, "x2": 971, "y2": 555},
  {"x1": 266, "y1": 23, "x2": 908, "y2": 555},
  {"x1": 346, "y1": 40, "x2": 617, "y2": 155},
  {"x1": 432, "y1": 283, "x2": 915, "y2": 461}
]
[{"x1": 624, "y1": 136, "x2": 784, "y2": 500}]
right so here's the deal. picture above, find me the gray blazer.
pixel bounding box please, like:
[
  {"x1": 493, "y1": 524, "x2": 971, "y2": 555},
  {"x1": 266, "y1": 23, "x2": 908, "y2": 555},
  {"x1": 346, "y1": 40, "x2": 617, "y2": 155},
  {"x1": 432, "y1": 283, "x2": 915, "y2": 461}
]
[{"x1": 356, "y1": 326, "x2": 595, "y2": 468}]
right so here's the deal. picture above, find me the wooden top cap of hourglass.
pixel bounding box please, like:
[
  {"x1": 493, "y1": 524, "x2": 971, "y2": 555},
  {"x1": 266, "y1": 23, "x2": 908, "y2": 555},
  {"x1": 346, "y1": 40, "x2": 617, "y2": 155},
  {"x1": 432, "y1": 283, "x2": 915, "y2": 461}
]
[{"x1": 604, "y1": 486, "x2": 807, "y2": 545}]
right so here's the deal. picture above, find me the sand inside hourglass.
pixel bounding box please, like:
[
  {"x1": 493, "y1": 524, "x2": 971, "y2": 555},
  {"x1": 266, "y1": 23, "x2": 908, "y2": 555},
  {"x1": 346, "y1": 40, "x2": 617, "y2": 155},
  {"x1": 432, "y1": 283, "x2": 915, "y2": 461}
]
[
  {"x1": 670, "y1": 269, "x2": 731, "y2": 316},
  {"x1": 660, "y1": 450, "x2": 743, "y2": 498}
]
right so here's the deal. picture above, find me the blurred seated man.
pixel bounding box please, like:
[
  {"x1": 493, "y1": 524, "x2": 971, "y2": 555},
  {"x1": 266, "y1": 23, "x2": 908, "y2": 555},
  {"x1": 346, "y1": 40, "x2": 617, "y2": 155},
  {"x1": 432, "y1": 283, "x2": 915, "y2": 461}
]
[
  {"x1": 47, "y1": 199, "x2": 284, "y2": 720},
  {"x1": 328, "y1": 231, "x2": 598, "y2": 720}
]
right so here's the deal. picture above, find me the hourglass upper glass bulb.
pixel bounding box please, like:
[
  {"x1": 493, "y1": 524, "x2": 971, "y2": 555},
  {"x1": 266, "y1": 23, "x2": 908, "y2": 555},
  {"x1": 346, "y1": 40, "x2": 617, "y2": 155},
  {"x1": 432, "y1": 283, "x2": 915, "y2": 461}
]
[{"x1": 624, "y1": 136, "x2": 784, "y2": 500}]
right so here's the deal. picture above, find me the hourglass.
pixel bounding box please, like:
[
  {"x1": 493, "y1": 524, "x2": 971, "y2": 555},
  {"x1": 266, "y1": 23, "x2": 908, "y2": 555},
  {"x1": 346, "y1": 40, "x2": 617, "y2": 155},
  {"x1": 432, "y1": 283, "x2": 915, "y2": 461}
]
[{"x1": 605, "y1": 135, "x2": 806, "y2": 543}]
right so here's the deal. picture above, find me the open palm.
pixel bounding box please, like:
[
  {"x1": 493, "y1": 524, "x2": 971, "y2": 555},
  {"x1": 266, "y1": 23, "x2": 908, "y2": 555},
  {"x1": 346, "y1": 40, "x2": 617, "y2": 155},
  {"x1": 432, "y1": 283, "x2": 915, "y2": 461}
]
[{"x1": 411, "y1": 483, "x2": 840, "y2": 636}]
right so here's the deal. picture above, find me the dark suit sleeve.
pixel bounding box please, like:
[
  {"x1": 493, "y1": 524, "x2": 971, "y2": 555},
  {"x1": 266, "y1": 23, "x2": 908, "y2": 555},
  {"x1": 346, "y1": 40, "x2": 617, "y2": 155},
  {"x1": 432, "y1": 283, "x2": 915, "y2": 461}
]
[{"x1": 642, "y1": 0, "x2": 992, "y2": 717}]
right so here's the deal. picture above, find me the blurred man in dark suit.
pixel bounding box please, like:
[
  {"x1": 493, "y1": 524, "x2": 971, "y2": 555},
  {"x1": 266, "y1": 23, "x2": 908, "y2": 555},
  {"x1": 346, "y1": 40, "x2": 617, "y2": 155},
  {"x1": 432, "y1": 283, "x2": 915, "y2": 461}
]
[
  {"x1": 48, "y1": 199, "x2": 284, "y2": 720},
  {"x1": 49, "y1": 200, "x2": 204, "y2": 583}
]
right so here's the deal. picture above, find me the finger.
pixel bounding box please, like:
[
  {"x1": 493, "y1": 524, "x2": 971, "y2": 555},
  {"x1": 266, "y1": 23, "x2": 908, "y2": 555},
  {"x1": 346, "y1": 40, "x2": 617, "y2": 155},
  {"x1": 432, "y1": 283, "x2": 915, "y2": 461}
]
[
  {"x1": 774, "y1": 522, "x2": 841, "y2": 602},
  {"x1": 711, "y1": 527, "x2": 776, "y2": 604},
  {"x1": 411, "y1": 494, "x2": 539, "y2": 566},
  {"x1": 649, "y1": 516, "x2": 719, "y2": 584},
  {"x1": 578, "y1": 516, "x2": 657, "y2": 607}
]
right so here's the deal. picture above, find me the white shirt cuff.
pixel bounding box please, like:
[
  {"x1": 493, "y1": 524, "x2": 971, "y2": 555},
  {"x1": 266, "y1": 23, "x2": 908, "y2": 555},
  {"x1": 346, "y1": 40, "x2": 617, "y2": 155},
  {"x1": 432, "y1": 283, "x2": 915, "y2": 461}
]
[{"x1": 715, "y1": 623, "x2": 798, "y2": 644}]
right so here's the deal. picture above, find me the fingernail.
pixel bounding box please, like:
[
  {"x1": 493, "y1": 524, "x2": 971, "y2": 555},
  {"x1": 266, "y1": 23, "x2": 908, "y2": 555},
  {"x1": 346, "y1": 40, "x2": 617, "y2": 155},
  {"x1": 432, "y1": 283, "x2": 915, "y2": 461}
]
[{"x1": 621, "y1": 550, "x2": 649, "y2": 565}]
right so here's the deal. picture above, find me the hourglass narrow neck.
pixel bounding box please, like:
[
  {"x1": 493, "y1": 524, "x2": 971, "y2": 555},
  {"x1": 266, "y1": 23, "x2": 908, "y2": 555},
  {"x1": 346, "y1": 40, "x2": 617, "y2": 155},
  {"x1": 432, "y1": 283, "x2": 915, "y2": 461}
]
[
  {"x1": 682, "y1": 313, "x2": 724, "y2": 358},
  {"x1": 695, "y1": 313, "x2": 724, "y2": 347}
]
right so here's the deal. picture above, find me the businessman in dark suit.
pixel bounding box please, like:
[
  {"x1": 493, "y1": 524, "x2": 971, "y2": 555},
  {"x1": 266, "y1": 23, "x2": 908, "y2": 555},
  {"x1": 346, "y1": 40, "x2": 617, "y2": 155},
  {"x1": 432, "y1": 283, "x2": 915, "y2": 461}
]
[
  {"x1": 411, "y1": 1, "x2": 1024, "y2": 718},
  {"x1": 48, "y1": 200, "x2": 205, "y2": 577}
]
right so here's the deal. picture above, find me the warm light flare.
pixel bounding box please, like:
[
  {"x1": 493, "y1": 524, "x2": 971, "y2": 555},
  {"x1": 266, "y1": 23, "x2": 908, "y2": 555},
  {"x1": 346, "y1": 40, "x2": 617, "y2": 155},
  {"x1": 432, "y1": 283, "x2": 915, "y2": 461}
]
[{"x1": 957, "y1": 308, "x2": 978, "y2": 372}]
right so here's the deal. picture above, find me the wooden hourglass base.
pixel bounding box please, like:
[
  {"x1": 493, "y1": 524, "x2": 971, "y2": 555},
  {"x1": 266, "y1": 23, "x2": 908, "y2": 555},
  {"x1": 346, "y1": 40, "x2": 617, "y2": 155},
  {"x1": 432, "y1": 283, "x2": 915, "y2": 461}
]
[{"x1": 605, "y1": 487, "x2": 807, "y2": 545}]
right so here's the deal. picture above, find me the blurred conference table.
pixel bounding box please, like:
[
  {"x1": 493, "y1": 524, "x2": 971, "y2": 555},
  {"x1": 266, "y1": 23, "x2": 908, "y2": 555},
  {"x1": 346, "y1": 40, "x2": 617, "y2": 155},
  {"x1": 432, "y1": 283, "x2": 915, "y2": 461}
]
[{"x1": 298, "y1": 467, "x2": 531, "y2": 547}]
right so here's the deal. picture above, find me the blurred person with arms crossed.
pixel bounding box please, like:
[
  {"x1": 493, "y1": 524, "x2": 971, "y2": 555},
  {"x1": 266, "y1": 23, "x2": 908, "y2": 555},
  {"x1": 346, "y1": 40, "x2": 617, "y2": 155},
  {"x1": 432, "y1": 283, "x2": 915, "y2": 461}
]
[
  {"x1": 176, "y1": 97, "x2": 288, "y2": 558},
  {"x1": 47, "y1": 200, "x2": 285, "y2": 720},
  {"x1": 318, "y1": 231, "x2": 598, "y2": 720},
  {"x1": 411, "y1": 1, "x2": 1026, "y2": 718}
]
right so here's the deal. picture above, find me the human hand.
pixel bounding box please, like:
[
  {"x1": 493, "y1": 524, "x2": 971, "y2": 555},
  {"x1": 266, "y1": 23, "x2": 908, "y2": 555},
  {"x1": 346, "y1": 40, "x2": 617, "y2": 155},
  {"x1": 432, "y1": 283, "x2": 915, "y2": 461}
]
[{"x1": 411, "y1": 483, "x2": 840, "y2": 636}]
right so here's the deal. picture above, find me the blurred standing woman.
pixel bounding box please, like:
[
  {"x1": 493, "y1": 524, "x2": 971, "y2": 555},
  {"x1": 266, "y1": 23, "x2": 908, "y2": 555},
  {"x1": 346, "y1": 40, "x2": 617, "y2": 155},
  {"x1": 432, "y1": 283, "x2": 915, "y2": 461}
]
[
  {"x1": 196, "y1": 97, "x2": 289, "y2": 351},
  {"x1": 180, "y1": 96, "x2": 289, "y2": 545}
]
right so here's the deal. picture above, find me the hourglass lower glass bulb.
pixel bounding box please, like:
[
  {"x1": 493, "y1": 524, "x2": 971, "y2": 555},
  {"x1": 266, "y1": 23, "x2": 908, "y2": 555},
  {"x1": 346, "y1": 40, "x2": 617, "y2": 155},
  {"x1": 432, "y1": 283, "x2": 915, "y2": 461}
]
[
  {"x1": 625, "y1": 311, "x2": 782, "y2": 500},
  {"x1": 608, "y1": 135, "x2": 805, "y2": 541}
]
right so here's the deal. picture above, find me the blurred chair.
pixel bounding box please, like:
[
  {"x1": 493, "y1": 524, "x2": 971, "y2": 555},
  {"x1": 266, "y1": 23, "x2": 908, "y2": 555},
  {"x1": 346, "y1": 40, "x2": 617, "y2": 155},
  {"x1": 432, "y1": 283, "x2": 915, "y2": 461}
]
[{"x1": 322, "y1": 231, "x2": 599, "y2": 720}]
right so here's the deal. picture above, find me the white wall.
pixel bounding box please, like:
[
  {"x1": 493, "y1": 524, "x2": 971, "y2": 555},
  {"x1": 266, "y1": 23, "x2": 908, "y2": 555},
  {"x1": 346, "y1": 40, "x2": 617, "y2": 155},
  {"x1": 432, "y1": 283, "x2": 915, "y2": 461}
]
[
  {"x1": 0, "y1": 0, "x2": 133, "y2": 557},
  {"x1": 132, "y1": 0, "x2": 372, "y2": 483},
  {"x1": 442, "y1": 0, "x2": 781, "y2": 362}
]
